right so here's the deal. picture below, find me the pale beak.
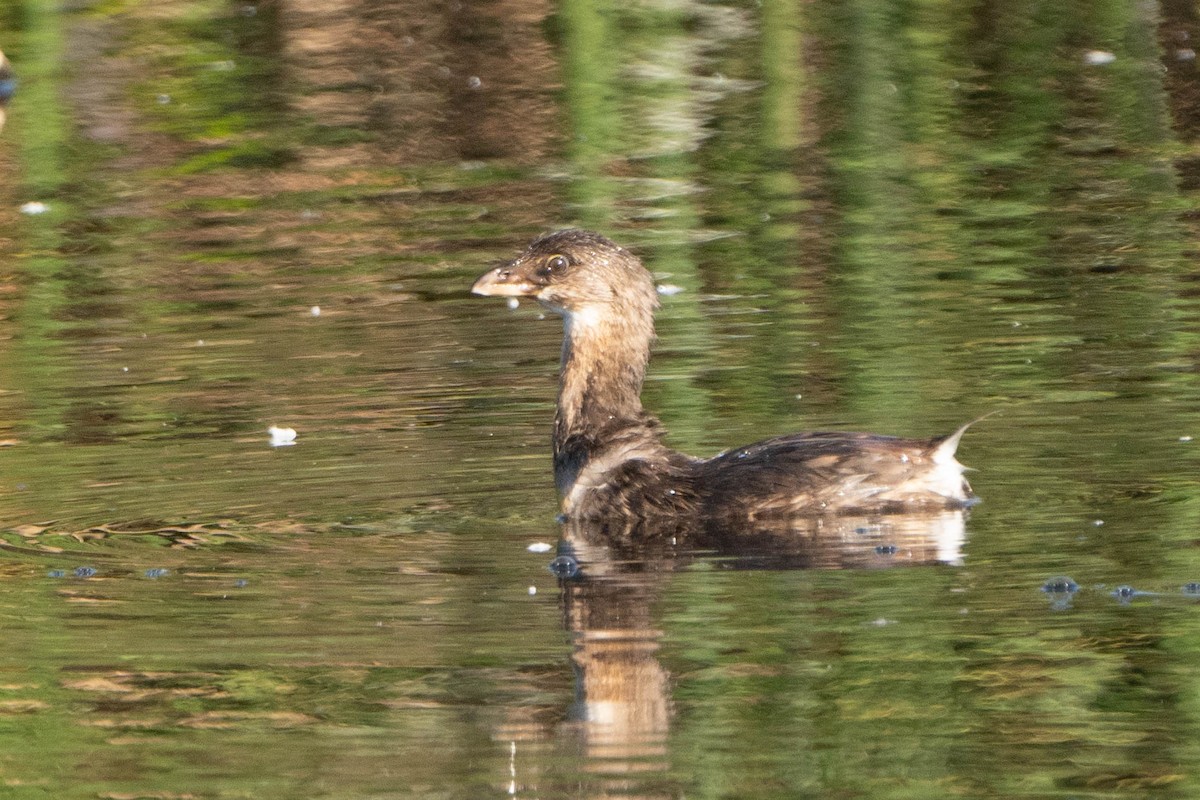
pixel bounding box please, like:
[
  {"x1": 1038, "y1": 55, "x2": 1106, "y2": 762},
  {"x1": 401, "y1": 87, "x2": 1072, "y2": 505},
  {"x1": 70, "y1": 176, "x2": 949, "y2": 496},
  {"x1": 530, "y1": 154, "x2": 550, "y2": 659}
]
[{"x1": 471, "y1": 266, "x2": 537, "y2": 297}]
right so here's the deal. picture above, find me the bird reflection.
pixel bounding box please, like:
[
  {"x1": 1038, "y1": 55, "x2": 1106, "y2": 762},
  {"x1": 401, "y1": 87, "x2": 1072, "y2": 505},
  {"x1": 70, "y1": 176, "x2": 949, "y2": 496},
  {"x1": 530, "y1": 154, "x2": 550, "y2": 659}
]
[{"x1": 537, "y1": 509, "x2": 968, "y2": 795}]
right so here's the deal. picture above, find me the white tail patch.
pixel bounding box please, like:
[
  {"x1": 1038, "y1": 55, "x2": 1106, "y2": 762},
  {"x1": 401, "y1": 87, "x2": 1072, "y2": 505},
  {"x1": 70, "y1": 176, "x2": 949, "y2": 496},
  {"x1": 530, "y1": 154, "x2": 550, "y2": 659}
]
[
  {"x1": 931, "y1": 412, "x2": 996, "y2": 465},
  {"x1": 925, "y1": 413, "x2": 995, "y2": 500}
]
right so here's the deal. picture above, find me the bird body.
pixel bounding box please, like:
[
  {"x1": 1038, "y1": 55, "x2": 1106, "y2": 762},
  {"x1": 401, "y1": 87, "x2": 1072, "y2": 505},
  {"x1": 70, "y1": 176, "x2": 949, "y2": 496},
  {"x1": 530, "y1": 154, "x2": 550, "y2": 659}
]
[{"x1": 473, "y1": 230, "x2": 976, "y2": 522}]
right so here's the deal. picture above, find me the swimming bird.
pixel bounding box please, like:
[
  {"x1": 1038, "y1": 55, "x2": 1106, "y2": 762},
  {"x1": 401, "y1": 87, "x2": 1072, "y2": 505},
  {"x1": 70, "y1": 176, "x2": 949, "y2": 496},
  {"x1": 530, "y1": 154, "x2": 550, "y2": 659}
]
[{"x1": 473, "y1": 230, "x2": 977, "y2": 522}]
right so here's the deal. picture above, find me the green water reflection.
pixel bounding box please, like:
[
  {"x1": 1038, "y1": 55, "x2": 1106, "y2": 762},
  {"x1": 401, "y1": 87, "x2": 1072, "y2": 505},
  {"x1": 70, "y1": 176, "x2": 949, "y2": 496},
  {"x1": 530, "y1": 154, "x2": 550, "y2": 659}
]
[{"x1": 0, "y1": 0, "x2": 1198, "y2": 797}]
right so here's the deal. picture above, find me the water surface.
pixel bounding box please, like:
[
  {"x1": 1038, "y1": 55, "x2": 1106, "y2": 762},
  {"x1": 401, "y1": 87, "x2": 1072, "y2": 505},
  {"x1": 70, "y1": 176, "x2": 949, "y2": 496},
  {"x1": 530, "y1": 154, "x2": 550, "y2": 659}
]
[{"x1": 1, "y1": 0, "x2": 1199, "y2": 797}]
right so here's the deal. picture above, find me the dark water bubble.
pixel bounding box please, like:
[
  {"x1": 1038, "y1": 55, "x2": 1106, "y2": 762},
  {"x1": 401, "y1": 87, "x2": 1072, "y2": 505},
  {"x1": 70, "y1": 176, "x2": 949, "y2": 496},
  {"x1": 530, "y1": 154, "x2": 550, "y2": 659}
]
[
  {"x1": 73, "y1": 566, "x2": 97, "y2": 578},
  {"x1": 874, "y1": 544, "x2": 899, "y2": 556},
  {"x1": 1042, "y1": 576, "x2": 1080, "y2": 610},
  {"x1": 1040, "y1": 576, "x2": 1079, "y2": 594},
  {"x1": 548, "y1": 555, "x2": 579, "y2": 579},
  {"x1": 1110, "y1": 585, "x2": 1159, "y2": 604},
  {"x1": 1182, "y1": 582, "x2": 1200, "y2": 597},
  {"x1": 1111, "y1": 585, "x2": 1138, "y2": 601}
]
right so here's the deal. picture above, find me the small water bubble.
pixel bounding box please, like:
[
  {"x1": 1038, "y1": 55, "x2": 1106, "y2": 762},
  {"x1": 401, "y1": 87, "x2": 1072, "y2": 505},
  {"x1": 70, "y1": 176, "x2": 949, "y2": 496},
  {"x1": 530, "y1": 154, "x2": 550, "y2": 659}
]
[
  {"x1": 1182, "y1": 582, "x2": 1200, "y2": 597},
  {"x1": 1041, "y1": 576, "x2": 1079, "y2": 594},
  {"x1": 310, "y1": 305, "x2": 321, "y2": 317},
  {"x1": 656, "y1": 284, "x2": 684, "y2": 296},
  {"x1": 548, "y1": 555, "x2": 579, "y2": 579},
  {"x1": 526, "y1": 542, "x2": 552, "y2": 553},
  {"x1": 527, "y1": 585, "x2": 537, "y2": 596},
  {"x1": 1111, "y1": 585, "x2": 1140, "y2": 604},
  {"x1": 234, "y1": 578, "x2": 249, "y2": 588},
  {"x1": 47, "y1": 569, "x2": 65, "y2": 579},
  {"x1": 506, "y1": 297, "x2": 519, "y2": 310},
  {"x1": 144, "y1": 568, "x2": 170, "y2": 579},
  {"x1": 1042, "y1": 576, "x2": 1079, "y2": 610},
  {"x1": 874, "y1": 544, "x2": 899, "y2": 556},
  {"x1": 466, "y1": 75, "x2": 482, "y2": 90},
  {"x1": 1177, "y1": 48, "x2": 1196, "y2": 61},
  {"x1": 156, "y1": 93, "x2": 172, "y2": 105},
  {"x1": 1179, "y1": 435, "x2": 1193, "y2": 442},
  {"x1": 1092, "y1": 519, "x2": 1104, "y2": 527},
  {"x1": 73, "y1": 566, "x2": 97, "y2": 578},
  {"x1": 20, "y1": 201, "x2": 48, "y2": 215}
]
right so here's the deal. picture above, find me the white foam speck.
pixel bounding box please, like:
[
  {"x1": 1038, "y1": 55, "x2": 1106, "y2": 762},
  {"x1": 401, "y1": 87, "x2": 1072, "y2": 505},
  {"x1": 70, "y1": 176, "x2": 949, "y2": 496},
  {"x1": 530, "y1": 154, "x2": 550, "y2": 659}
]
[
  {"x1": 268, "y1": 426, "x2": 297, "y2": 447},
  {"x1": 527, "y1": 542, "x2": 552, "y2": 553}
]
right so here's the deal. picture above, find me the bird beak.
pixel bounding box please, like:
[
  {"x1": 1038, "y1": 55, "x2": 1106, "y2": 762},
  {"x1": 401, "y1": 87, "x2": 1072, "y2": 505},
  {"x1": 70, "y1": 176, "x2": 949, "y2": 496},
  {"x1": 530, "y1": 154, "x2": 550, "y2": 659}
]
[{"x1": 471, "y1": 265, "x2": 538, "y2": 297}]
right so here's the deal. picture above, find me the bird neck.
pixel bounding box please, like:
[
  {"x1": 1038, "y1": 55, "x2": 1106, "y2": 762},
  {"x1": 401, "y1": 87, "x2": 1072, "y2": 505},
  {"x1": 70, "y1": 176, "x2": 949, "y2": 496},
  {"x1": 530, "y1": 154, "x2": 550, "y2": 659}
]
[{"x1": 554, "y1": 302, "x2": 654, "y2": 451}]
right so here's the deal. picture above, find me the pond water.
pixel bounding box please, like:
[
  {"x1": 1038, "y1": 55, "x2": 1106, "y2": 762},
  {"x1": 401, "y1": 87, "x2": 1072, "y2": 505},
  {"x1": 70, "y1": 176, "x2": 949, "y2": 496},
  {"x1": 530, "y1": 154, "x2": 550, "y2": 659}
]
[{"x1": 1, "y1": 0, "x2": 1200, "y2": 797}]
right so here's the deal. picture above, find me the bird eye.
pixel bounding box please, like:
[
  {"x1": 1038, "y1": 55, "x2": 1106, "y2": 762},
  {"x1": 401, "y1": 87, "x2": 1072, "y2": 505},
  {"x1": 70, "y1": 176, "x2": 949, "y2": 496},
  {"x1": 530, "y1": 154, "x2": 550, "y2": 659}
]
[{"x1": 548, "y1": 255, "x2": 568, "y2": 271}]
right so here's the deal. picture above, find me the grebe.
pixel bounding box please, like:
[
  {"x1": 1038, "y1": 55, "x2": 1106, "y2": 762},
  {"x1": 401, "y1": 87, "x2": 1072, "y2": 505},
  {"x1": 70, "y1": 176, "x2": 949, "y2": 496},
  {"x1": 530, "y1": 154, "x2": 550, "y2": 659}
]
[{"x1": 473, "y1": 230, "x2": 976, "y2": 521}]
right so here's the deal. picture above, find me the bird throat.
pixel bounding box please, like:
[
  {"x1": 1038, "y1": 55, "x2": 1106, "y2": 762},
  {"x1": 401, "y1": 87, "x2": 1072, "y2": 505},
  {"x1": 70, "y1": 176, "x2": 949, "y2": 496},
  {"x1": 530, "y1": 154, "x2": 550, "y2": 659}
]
[{"x1": 552, "y1": 303, "x2": 656, "y2": 488}]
